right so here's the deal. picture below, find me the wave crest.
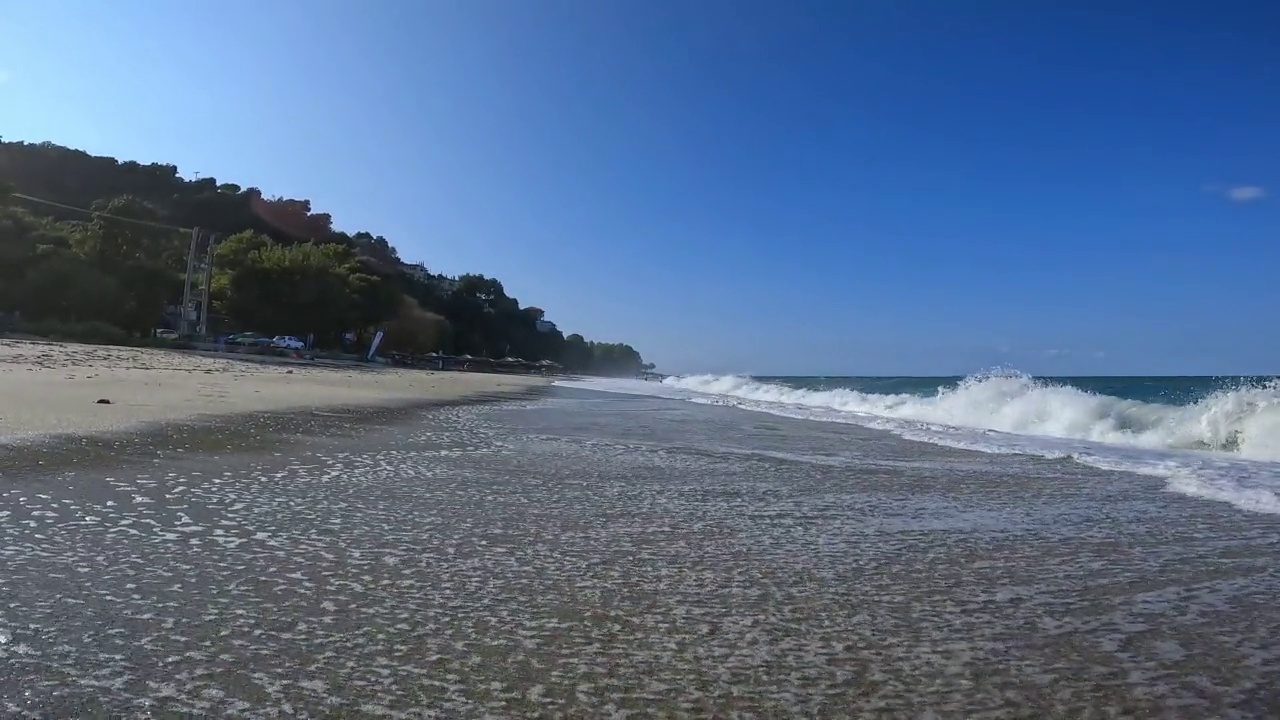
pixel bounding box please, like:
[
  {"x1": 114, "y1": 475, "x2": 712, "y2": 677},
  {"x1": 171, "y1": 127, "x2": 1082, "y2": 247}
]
[{"x1": 664, "y1": 372, "x2": 1280, "y2": 461}]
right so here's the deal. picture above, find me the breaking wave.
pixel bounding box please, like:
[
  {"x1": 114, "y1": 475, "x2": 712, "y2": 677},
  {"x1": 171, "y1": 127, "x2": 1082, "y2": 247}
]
[
  {"x1": 556, "y1": 372, "x2": 1280, "y2": 515},
  {"x1": 665, "y1": 372, "x2": 1280, "y2": 461}
]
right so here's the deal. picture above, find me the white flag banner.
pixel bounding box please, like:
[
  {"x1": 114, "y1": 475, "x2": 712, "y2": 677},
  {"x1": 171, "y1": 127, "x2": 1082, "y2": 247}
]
[{"x1": 367, "y1": 330, "x2": 385, "y2": 361}]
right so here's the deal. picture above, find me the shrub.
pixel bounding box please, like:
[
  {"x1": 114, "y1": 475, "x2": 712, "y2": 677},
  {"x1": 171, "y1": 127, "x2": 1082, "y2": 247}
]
[
  {"x1": 382, "y1": 296, "x2": 451, "y2": 355},
  {"x1": 16, "y1": 319, "x2": 131, "y2": 345}
]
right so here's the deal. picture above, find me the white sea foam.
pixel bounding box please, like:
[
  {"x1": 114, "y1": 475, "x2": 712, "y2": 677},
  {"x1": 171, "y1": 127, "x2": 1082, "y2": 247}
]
[{"x1": 556, "y1": 374, "x2": 1280, "y2": 515}]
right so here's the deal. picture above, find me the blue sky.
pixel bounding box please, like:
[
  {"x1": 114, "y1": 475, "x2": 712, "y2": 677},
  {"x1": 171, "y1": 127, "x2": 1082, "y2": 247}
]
[{"x1": 2, "y1": 1, "x2": 1276, "y2": 375}]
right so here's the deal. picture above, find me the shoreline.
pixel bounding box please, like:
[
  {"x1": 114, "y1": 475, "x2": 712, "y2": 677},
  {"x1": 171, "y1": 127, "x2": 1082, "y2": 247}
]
[
  {"x1": 0, "y1": 339, "x2": 548, "y2": 447},
  {"x1": 1, "y1": 386, "x2": 551, "y2": 478},
  {"x1": 2, "y1": 366, "x2": 1278, "y2": 714}
]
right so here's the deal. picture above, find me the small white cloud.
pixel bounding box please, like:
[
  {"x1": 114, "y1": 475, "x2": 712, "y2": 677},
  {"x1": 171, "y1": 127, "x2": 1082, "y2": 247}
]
[
  {"x1": 1092, "y1": 351, "x2": 1106, "y2": 358},
  {"x1": 1205, "y1": 183, "x2": 1267, "y2": 203},
  {"x1": 1044, "y1": 349, "x2": 1070, "y2": 357},
  {"x1": 1226, "y1": 186, "x2": 1266, "y2": 202}
]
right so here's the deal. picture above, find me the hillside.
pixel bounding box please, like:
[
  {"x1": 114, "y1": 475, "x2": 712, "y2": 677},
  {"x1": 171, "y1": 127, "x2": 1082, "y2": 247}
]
[{"x1": 0, "y1": 140, "x2": 648, "y2": 375}]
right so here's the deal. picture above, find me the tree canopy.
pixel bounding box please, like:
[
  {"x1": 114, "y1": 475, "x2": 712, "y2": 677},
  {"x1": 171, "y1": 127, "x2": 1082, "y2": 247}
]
[{"x1": 0, "y1": 139, "x2": 649, "y2": 375}]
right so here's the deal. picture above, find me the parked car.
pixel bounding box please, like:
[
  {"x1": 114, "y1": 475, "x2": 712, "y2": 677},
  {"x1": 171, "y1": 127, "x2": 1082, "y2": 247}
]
[
  {"x1": 226, "y1": 333, "x2": 269, "y2": 346},
  {"x1": 153, "y1": 329, "x2": 179, "y2": 340},
  {"x1": 272, "y1": 335, "x2": 306, "y2": 350}
]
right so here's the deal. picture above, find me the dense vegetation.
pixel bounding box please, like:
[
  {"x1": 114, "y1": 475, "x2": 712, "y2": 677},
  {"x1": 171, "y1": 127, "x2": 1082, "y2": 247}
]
[{"x1": 0, "y1": 140, "x2": 651, "y2": 375}]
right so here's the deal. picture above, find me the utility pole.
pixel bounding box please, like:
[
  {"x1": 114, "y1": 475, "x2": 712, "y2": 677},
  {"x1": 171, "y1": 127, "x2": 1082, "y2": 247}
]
[
  {"x1": 196, "y1": 233, "x2": 218, "y2": 337},
  {"x1": 179, "y1": 228, "x2": 220, "y2": 338},
  {"x1": 180, "y1": 227, "x2": 201, "y2": 336}
]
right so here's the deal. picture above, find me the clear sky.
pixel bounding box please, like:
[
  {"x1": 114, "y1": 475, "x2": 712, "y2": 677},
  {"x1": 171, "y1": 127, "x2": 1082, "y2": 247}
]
[{"x1": 2, "y1": 1, "x2": 1276, "y2": 376}]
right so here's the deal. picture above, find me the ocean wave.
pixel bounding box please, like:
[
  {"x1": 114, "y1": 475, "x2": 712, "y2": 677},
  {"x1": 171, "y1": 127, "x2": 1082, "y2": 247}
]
[
  {"x1": 556, "y1": 373, "x2": 1280, "y2": 515},
  {"x1": 664, "y1": 372, "x2": 1280, "y2": 461}
]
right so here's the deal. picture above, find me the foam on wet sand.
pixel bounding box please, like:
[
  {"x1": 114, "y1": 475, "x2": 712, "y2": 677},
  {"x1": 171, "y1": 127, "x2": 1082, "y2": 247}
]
[
  {"x1": 0, "y1": 339, "x2": 544, "y2": 441},
  {"x1": 5, "y1": 353, "x2": 1279, "y2": 716}
]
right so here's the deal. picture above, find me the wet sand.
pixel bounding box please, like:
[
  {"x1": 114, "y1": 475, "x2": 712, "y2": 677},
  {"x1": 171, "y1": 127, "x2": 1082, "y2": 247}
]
[
  {"x1": 0, "y1": 339, "x2": 545, "y2": 441},
  {"x1": 3, "y1": 386, "x2": 1279, "y2": 716}
]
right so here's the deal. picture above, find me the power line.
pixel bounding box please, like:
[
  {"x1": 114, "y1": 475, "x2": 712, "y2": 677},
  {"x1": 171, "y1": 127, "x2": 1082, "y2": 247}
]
[
  {"x1": 8, "y1": 192, "x2": 192, "y2": 233},
  {"x1": 5, "y1": 190, "x2": 219, "y2": 336}
]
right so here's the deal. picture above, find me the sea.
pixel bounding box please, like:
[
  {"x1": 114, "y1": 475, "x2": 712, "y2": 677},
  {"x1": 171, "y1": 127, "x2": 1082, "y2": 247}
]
[
  {"x1": 3, "y1": 374, "x2": 1280, "y2": 716},
  {"x1": 560, "y1": 372, "x2": 1280, "y2": 515}
]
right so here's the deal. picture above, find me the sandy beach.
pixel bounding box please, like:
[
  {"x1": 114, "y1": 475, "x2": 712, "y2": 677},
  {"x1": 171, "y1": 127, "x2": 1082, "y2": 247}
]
[{"x1": 0, "y1": 339, "x2": 545, "y2": 441}]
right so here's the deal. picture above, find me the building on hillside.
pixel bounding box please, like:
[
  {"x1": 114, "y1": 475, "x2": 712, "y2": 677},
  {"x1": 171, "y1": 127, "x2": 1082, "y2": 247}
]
[
  {"x1": 400, "y1": 263, "x2": 460, "y2": 295},
  {"x1": 400, "y1": 261, "x2": 431, "y2": 282}
]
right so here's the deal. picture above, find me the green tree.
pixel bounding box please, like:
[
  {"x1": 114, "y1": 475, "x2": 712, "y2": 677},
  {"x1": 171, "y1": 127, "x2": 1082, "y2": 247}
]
[
  {"x1": 75, "y1": 195, "x2": 184, "y2": 271},
  {"x1": 562, "y1": 334, "x2": 593, "y2": 372},
  {"x1": 213, "y1": 230, "x2": 273, "y2": 275},
  {"x1": 0, "y1": 208, "x2": 78, "y2": 312},
  {"x1": 382, "y1": 297, "x2": 451, "y2": 354},
  {"x1": 18, "y1": 251, "x2": 123, "y2": 323},
  {"x1": 222, "y1": 241, "x2": 387, "y2": 341},
  {"x1": 226, "y1": 244, "x2": 339, "y2": 335},
  {"x1": 112, "y1": 262, "x2": 183, "y2": 336},
  {"x1": 349, "y1": 270, "x2": 402, "y2": 331},
  {"x1": 0, "y1": 138, "x2": 649, "y2": 365}
]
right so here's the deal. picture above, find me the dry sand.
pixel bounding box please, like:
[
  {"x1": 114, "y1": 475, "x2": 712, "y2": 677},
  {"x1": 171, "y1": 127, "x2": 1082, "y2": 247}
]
[{"x1": 0, "y1": 339, "x2": 545, "y2": 441}]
